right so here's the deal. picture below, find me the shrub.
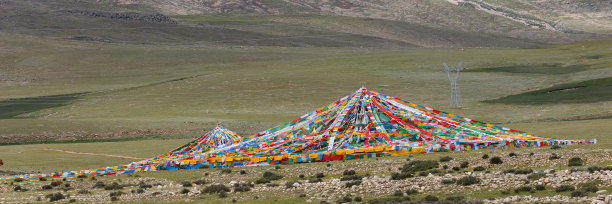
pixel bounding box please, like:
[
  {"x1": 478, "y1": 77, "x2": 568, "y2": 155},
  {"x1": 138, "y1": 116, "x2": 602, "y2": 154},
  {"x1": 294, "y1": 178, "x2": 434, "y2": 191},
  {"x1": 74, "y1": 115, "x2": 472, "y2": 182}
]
[
  {"x1": 393, "y1": 190, "x2": 404, "y2": 197},
  {"x1": 441, "y1": 178, "x2": 456, "y2": 185},
  {"x1": 555, "y1": 185, "x2": 575, "y2": 192},
  {"x1": 42, "y1": 185, "x2": 53, "y2": 190},
  {"x1": 78, "y1": 189, "x2": 90, "y2": 194},
  {"x1": 582, "y1": 185, "x2": 598, "y2": 193},
  {"x1": 46, "y1": 193, "x2": 65, "y2": 202},
  {"x1": 39, "y1": 177, "x2": 47, "y2": 181},
  {"x1": 308, "y1": 178, "x2": 323, "y2": 183},
  {"x1": 482, "y1": 154, "x2": 489, "y2": 159},
  {"x1": 13, "y1": 186, "x2": 23, "y2": 192},
  {"x1": 104, "y1": 182, "x2": 123, "y2": 190},
  {"x1": 439, "y1": 156, "x2": 452, "y2": 162},
  {"x1": 202, "y1": 184, "x2": 230, "y2": 194},
  {"x1": 109, "y1": 191, "x2": 125, "y2": 197},
  {"x1": 299, "y1": 174, "x2": 305, "y2": 178},
  {"x1": 514, "y1": 186, "x2": 532, "y2": 193},
  {"x1": 402, "y1": 160, "x2": 439, "y2": 172},
  {"x1": 571, "y1": 190, "x2": 587, "y2": 197},
  {"x1": 64, "y1": 183, "x2": 70, "y2": 188},
  {"x1": 93, "y1": 181, "x2": 106, "y2": 188},
  {"x1": 473, "y1": 166, "x2": 485, "y2": 171},
  {"x1": 343, "y1": 170, "x2": 356, "y2": 176},
  {"x1": 345, "y1": 180, "x2": 361, "y2": 188},
  {"x1": 549, "y1": 153, "x2": 560, "y2": 160},
  {"x1": 181, "y1": 189, "x2": 190, "y2": 194},
  {"x1": 551, "y1": 145, "x2": 561, "y2": 150},
  {"x1": 340, "y1": 175, "x2": 364, "y2": 181},
  {"x1": 263, "y1": 171, "x2": 283, "y2": 180},
  {"x1": 193, "y1": 179, "x2": 207, "y2": 185},
  {"x1": 445, "y1": 196, "x2": 464, "y2": 201},
  {"x1": 275, "y1": 166, "x2": 282, "y2": 169},
  {"x1": 77, "y1": 175, "x2": 87, "y2": 178},
  {"x1": 509, "y1": 152, "x2": 517, "y2": 157},
  {"x1": 285, "y1": 180, "x2": 300, "y2": 189},
  {"x1": 110, "y1": 196, "x2": 118, "y2": 202},
  {"x1": 587, "y1": 166, "x2": 602, "y2": 173},
  {"x1": 182, "y1": 181, "x2": 192, "y2": 187},
  {"x1": 233, "y1": 183, "x2": 252, "y2": 192},
  {"x1": 527, "y1": 173, "x2": 546, "y2": 180},
  {"x1": 239, "y1": 170, "x2": 247, "y2": 175},
  {"x1": 221, "y1": 169, "x2": 232, "y2": 174},
  {"x1": 423, "y1": 195, "x2": 439, "y2": 201},
  {"x1": 266, "y1": 183, "x2": 279, "y2": 187},
  {"x1": 255, "y1": 178, "x2": 270, "y2": 184},
  {"x1": 354, "y1": 196, "x2": 363, "y2": 202},
  {"x1": 337, "y1": 196, "x2": 352, "y2": 203},
  {"x1": 14, "y1": 178, "x2": 24, "y2": 182},
  {"x1": 460, "y1": 161, "x2": 469, "y2": 169},
  {"x1": 456, "y1": 176, "x2": 480, "y2": 186},
  {"x1": 69, "y1": 199, "x2": 76, "y2": 202},
  {"x1": 418, "y1": 171, "x2": 428, "y2": 177},
  {"x1": 315, "y1": 173, "x2": 325, "y2": 178},
  {"x1": 50, "y1": 181, "x2": 62, "y2": 187},
  {"x1": 535, "y1": 185, "x2": 546, "y2": 191},
  {"x1": 490, "y1": 157, "x2": 503, "y2": 164},
  {"x1": 139, "y1": 183, "x2": 153, "y2": 189},
  {"x1": 503, "y1": 169, "x2": 533, "y2": 174},
  {"x1": 390, "y1": 172, "x2": 412, "y2": 180},
  {"x1": 452, "y1": 166, "x2": 460, "y2": 171},
  {"x1": 406, "y1": 189, "x2": 419, "y2": 195},
  {"x1": 136, "y1": 189, "x2": 144, "y2": 194},
  {"x1": 218, "y1": 191, "x2": 227, "y2": 198},
  {"x1": 568, "y1": 157, "x2": 584, "y2": 166}
]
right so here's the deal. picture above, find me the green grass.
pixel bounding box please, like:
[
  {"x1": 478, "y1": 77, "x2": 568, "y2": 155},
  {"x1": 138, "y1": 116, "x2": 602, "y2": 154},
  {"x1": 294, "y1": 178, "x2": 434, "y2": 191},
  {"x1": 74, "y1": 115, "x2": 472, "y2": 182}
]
[
  {"x1": 485, "y1": 77, "x2": 612, "y2": 104},
  {"x1": 466, "y1": 63, "x2": 589, "y2": 74},
  {"x1": 0, "y1": 93, "x2": 86, "y2": 119}
]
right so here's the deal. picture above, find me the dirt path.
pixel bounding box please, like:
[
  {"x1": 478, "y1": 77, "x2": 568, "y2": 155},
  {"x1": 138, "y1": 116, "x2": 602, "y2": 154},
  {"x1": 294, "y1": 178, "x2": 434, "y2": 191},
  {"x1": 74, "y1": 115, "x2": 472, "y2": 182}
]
[{"x1": 41, "y1": 148, "x2": 146, "y2": 160}]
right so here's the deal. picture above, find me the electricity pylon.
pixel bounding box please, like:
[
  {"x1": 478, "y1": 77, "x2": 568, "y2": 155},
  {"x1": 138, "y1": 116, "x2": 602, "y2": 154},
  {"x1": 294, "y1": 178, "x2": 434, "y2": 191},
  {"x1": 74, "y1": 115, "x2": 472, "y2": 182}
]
[{"x1": 443, "y1": 61, "x2": 463, "y2": 108}]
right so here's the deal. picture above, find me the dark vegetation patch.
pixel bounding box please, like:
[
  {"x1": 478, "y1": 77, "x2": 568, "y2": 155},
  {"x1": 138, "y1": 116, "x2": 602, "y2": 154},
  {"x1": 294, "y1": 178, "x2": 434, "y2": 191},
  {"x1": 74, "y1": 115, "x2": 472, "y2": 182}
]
[
  {"x1": 555, "y1": 185, "x2": 575, "y2": 192},
  {"x1": 489, "y1": 157, "x2": 503, "y2": 164},
  {"x1": 0, "y1": 93, "x2": 86, "y2": 119},
  {"x1": 456, "y1": 176, "x2": 480, "y2": 186},
  {"x1": 503, "y1": 169, "x2": 533, "y2": 174},
  {"x1": 467, "y1": 63, "x2": 588, "y2": 74},
  {"x1": 401, "y1": 160, "x2": 439, "y2": 172},
  {"x1": 568, "y1": 157, "x2": 584, "y2": 166},
  {"x1": 65, "y1": 10, "x2": 177, "y2": 24},
  {"x1": 484, "y1": 77, "x2": 612, "y2": 105},
  {"x1": 201, "y1": 184, "x2": 230, "y2": 194}
]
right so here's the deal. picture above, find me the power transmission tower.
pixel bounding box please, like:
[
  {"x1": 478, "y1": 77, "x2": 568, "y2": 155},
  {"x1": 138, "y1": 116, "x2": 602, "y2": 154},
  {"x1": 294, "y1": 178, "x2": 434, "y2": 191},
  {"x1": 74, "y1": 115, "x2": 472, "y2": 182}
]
[{"x1": 443, "y1": 61, "x2": 463, "y2": 108}]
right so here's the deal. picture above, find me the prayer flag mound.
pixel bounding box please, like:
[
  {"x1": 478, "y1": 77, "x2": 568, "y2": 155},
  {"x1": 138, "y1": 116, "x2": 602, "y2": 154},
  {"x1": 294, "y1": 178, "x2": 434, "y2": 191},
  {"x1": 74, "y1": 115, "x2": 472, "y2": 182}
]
[{"x1": 2, "y1": 87, "x2": 595, "y2": 181}]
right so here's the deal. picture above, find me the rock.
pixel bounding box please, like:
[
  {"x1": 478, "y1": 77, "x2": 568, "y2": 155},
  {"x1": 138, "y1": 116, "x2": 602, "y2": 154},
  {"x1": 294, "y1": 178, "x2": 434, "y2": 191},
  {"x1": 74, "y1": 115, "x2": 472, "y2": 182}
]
[{"x1": 597, "y1": 190, "x2": 607, "y2": 195}]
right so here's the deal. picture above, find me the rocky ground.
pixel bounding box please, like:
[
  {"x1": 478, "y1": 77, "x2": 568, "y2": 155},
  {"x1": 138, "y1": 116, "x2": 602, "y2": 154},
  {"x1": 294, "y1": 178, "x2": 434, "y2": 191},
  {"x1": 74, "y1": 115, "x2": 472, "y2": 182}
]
[{"x1": 1, "y1": 147, "x2": 611, "y2": 203}]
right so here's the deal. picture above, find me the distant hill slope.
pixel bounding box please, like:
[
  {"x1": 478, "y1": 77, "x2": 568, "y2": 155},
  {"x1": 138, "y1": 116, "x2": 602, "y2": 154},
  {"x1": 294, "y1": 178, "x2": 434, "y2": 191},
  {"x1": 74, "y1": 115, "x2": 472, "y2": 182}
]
[{"x1": 0, "y1": 0, "x2": 609, "y2": 47}]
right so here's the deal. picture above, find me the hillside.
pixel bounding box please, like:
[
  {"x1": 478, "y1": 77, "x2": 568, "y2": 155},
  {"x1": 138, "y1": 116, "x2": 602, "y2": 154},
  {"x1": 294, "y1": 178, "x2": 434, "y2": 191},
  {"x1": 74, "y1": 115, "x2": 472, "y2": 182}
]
[{"x1": 0, "y1": 0, "x2": 609, "y2": 48}]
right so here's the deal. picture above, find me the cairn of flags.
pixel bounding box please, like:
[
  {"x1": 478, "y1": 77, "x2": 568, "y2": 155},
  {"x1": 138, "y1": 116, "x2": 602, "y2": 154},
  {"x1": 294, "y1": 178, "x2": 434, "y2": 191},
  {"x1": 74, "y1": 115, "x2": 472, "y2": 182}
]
[{"x1": 2, "y1": 87, "x2": 595, "y2": 181}]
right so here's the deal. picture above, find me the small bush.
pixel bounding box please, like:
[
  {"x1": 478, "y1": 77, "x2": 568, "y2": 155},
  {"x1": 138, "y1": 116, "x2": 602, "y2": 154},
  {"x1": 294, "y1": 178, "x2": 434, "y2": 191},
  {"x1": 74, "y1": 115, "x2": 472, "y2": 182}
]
[
  {"x1": 418, "y1": 171, "x2": 428, "y2": 177},
  {"x1": 452, "y1": 166, "x2": 460, "y2": 171},
  {"x1": 285, "y1": 180, "x2": 300, "y2": 189},
  {"x1": 218, "y1": 191, "x2": 227, "y2": 198},
  {"x1": 482, "y1": 154, "x2": 489, "y2": 159},
  {"x1": 14, "y1": 178, "x2": 24, "y2": 182},
  {"x1": 46, "y1": 193, "x2": 65, "y2": 202},
  {"x1": 308, "y1": 178, "x2": 323, "y2": 183},
  {"x1": 263, "y1": 171, "x2": 283, "y2": 180},
  {"x1": 549, "y1": 153, "x2": 560, "y2": 160},
  {"x1": 221, "y1": 169, "x2": 232, "y2": 174},
  {"x1": 42, "y1": 185, "x2": 53, "y2": 190},
  {"x1": 77, "y1": 175, "x2": 87, "y2": 178},
  {"x1": 136, "y1": 189, "x2": 145, "y2": 194},
  {"x1": 568, "y1": 157, "x2": 584, "y2": 166},
  {"x1": 527, "y1": 173, "x2": 546, "y2": 180},
  {"x1": 50, "y1": 181, "x2": 62, "y2": 187},
  {"x1": 182, "y1": 181, "x2": 192, "y2": 187},
  {"x1": 340, "y1": 175, "x2": 364, "y2": 181},
  {"x1": 551, "y1": 145, "x2": 561, "y2": 150},
  {"x1": 442, "y1": 165, "x2": 448, "y2": 169},
  {"x1": 445, "y1": 196, "x2": 464, "y2": 201},
  {"x1": 345, "y1": 180, "x2": 361, "y2": 188},
  {"x1": 202, "y1": 184, "x2": 230, "y2": 194},
  {"x1": 571, "y1": 190, "x2": 587, "y2": 197},
  {"x1": 535, "y1": 185, "x2": 546, "y2": 191},
  {"x1": 299, "y1": 174, "x2": 305, "y2": 178},
  {"x1": 181, "y1": 189, "x2": 190, "y2": 194},
  {"x1": 64, "y1": 183, "x2": 70, "y2": 188},
  {"x1": 423, "y1": 195, "x2": 439, "y2": 201},
  {"x1": 239, "y1": 170, "x2": 247, "y2": 175},
  {"x1": 587, "y1": 166, "x2": 602, "y2": 173},
  {"x1": 109, "y1": 191, "x2": 125, "y2": 197},
  {"x1": 275, "y1": 166, "x2": 282, "y2": 169},
  {"x1": 266, "y1": 183, "x2": 279, "y2": 187},
  {"x1": 193, "y1": 179, "x2": 207, "y2": 185},
  {"x1": 555, "y1": 185, "x2": 575, "y2": 192},
  {"x1": 503, "y1": 169, "x2": 533, "y2": 174},
  {"x1": 406, "y1": 189, "x2": 419, "y2": 195},
  {"x1": 337, "y1": 196, "x2": 352, "y2": 203},
  {"x1": 343, "y1": 170, "x2": 356, "y2": 176},
  {"x1": 460, "y1": 161, "x2": 469, "y2": 169},
  {"x1": 456, "y1": 176, "x2": 480, "y2": 186},
  {"x1": 441, "y1": 178, "x2": 456, "y2": 185},
  {"x1": 390, "y1": 172, "x2": 413, "y2": 180},
  {"x1": 393, "y1": 190, "x2": 404, "y2": 197},
  {"x1": 233, "y1": 183, "x2": 252, "y2": 192},
  {"x1": 39, "y1": 177, "x2": 47, "y2": 181},
  {"x1": 110, "y1": 196, "x2": 118, "y2": 202},
  {"x1": 439, "y1": 156, "x2": 453, "y2": 162},
  {"x1": 315, "y1": 173, "x2": 325, "y2": 178},
  {"x1": 473, "y1": 166, "x2": 485, "y2": 171},
  {"x1": 13, "y1": 186, "x2": 23, "y2": 192},
  {"x1": 514, "y1": 186, "x2": 532, "y2": 193},
  {"x1": 354, "y1": 196, "x2": 362, "y2": 202},
  {"x1": 490, "y1": 157, "x2": 503, "y2": 164},
  {"x1": 104, "y1": 182, "x2": 123, "y2": 190},
  {"x1": 93, "y1": 181, "x2": 106, "y2": 188},
  {"x1": 139, "y1": 183, "x2": 153, "y2": 189},
  {"x1": 78, "y1": 190, "x2": 90, "y2": 194},
  {"x1": 582, "y1": 185, "x2": 598, "y2": 193},
  {"x1": 254, "y1": 178, "x2": 270, "y2": 184},
  {"x1": 402, "y1": 160, "x2": 439, "y2": 172},
  {"x1": 509, "y1": 152, "x2": 517, "y2": 157}
]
